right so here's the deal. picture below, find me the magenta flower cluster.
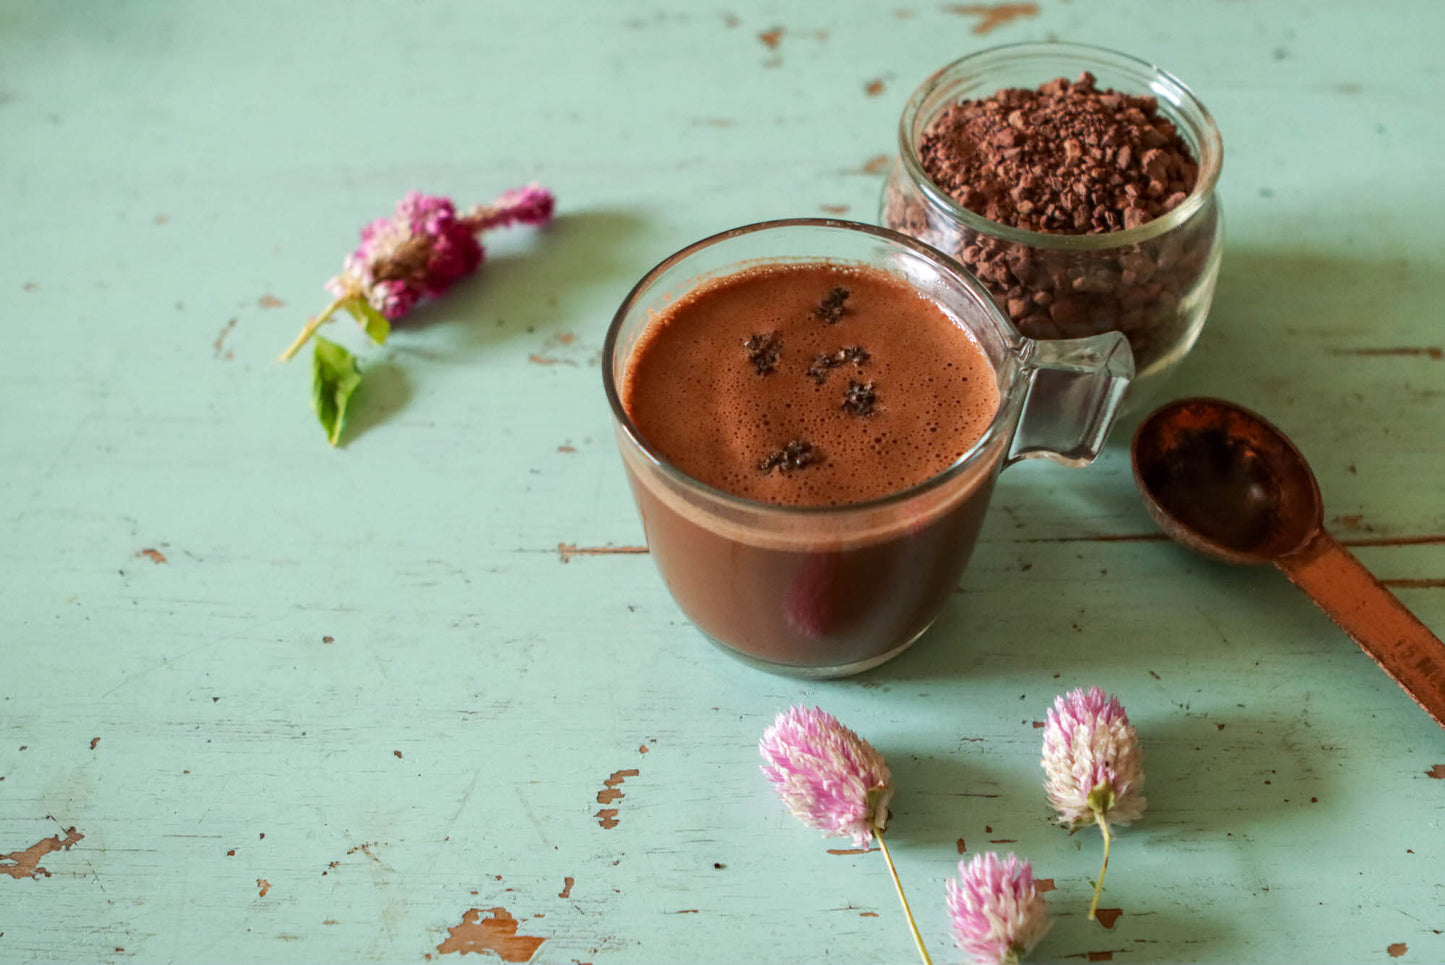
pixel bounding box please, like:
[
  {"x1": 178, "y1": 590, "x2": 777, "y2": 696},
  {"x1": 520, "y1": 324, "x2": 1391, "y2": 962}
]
[{"x1": 327, "y1": 184, "x2": 554, "y2": 321}]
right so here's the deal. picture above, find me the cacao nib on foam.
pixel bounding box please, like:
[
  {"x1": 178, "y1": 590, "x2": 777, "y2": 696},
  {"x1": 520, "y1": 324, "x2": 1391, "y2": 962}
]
[
  {"x1": 617, "y1": 262, "x2": 1003, "y2": 669},
  {"x1": 621, "y1": 262, "x2": 998, "y2": 507}
]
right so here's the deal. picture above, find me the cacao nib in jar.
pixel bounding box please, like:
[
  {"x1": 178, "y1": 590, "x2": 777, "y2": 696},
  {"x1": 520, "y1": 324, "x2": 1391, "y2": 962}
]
[{"x1": 881, "y1": 42, "x2": 1224, "y2": 389}]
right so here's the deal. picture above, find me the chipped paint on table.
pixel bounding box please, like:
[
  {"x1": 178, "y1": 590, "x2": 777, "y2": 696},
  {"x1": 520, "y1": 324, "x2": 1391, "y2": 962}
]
[{"x1": 2, "y1": 1, "x2": 1443, "y2": 963}]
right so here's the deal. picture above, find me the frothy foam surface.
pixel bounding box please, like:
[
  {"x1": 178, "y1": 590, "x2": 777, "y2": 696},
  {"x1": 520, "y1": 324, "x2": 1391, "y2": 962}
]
[{"x1": 621, "y1": 262, "x2": 1001, "y2": 507}]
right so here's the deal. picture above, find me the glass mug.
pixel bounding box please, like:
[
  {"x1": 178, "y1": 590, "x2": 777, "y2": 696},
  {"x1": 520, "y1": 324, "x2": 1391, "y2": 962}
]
[{"x1": 603, "y1": 220, "x2": 1132, "y2": 677}]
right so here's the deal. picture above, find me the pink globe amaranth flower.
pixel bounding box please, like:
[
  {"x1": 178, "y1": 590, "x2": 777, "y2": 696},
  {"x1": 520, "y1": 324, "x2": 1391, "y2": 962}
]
[
  {"x1": 466, "y1": 182, "x2": 555, "y2": 231},
  {"x1": 321, "y1": 184, "x2": 556, "y2": 326},
  {"x1": 947, "y1": 852, "x2": 1050, "y2": 965},
  {"x1": 327, "y1": 191, "x2": 485, "y2": 320},
  {"x1": 1041, "y1": 686, "x2": 1145, "y2": 829},
  {"x1": 759, "y1": 705, "x2": 892, "y2": 846}
]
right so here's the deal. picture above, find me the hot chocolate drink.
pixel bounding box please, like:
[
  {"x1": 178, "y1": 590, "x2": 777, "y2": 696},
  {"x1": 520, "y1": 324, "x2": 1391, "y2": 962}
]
[{"x1": 616, "y1": 261, "x2": 1005, "y2": 671}]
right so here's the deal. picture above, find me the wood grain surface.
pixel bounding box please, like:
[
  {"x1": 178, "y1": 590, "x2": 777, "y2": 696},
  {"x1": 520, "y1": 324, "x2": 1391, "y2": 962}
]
[{"x1": 1, "y1": 1, "x2": 1442, "y2": 963}]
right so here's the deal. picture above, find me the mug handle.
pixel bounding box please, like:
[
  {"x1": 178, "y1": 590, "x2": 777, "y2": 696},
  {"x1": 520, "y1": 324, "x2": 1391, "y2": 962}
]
[{"x1": 1006, "y1": 332, "x2": 1134, "y2": 467}]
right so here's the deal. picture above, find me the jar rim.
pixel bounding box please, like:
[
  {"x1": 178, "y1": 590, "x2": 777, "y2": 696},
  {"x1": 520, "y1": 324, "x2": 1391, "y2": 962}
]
[{"x1": 896, "y1": 41, "x2": 1224, "y2": 250}]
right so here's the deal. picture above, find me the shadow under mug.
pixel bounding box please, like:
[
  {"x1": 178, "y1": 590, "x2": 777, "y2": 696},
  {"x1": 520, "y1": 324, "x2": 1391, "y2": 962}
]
[{"x1": 603, "y1": 220, "x2": 1133, "y2": 678}]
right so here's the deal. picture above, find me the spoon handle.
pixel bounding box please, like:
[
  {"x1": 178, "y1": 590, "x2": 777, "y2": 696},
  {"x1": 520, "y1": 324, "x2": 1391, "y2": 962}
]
[{"x1": 1275, "y1": 529, "x2": 1445, "y2": 730}]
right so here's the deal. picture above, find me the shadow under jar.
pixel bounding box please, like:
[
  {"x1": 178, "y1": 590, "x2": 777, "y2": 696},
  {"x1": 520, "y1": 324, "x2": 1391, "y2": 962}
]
[{"x1": 881, "y1": 42, "x2": 1223, "y2": 392}]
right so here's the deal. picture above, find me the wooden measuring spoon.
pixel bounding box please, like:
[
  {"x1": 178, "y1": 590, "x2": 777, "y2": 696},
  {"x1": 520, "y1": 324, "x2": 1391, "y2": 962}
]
[{"x1": 1131, "y1": 397, "x2": 1445, "y2": 730}]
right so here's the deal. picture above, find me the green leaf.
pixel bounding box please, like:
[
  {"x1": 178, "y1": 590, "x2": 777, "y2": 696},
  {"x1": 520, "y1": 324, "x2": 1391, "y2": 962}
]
[
  {"x1": 343, "y1": 298, "x2": 390, "y2": 345},
  {"x1": 311, "y1": 336, "x2": 363, "y2": 446}
]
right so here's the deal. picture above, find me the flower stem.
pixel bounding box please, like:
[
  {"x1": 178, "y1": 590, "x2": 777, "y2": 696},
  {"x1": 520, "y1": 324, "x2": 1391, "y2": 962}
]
[
  {"x1": 874, "y1": 829, "x2": 932, "y2": 965},
  {"x1": 278, "y1": 295, "x2": 349, "y2": 362},
  {"x1": 1088, "y1": 810, "x2": 1113, "y2": 920}
]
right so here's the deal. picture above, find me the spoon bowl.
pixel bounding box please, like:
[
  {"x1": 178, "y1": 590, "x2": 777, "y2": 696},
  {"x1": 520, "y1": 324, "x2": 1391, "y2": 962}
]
[
  {"x1": 1132, "y1": 398, "x2": 1320, "y2": 563},
  {"x1": 1132, "y1": 397, "x2": 1445, "y2": 730}
]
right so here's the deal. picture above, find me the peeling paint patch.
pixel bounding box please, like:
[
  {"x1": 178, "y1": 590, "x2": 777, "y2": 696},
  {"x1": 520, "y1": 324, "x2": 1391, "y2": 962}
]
[
  {"x1": 559, "y1": 876, "x2": 574, "y2": 898},
  {"x1": 558, "y1": 543, "x2": 649, "y2": 563},
  {"x1": 758, "y1": 27, "x2": 783, "y2": 49},
  {"x1": 943, "y1": 2, "x2": 1039, "y2": 34},
  {"x1": 1387, "y1": 944, "x2": 1407, "y2": 958},
  {"x1": 865, "y1": 79, "x2": 885, "y2": 96},
  {"x1": 214, "y1": 318, "x2": 238, "y2": 358},
  {"x1": 820, "y1": 204, "x2": 851, "y2": 214},
  {"x1": 257, "y1": 878, "x2": 271, "y2": 897},
  {"x1": 347, "y1": 841, "x2": 382, "y2": 862},
  {"x1": 595, "y1": 769, "x2": 641, "y2": 828},
  {"x1": 1426, "y1": 764, "x2": 1445, "y2": 779},
  {"x1": 862, "y1": 154, "x2": 891, "y2": 175},
  {"x1": 437, "y1": 908, "x2": 546, "y2": 962},
  {"x1": 89, "y1": 737, "x2": 100, "y2": 750},
  {"x1": 1383, "y1": 578, "x2": 1445, "y2": 589},
  {"x1": 956, "y1": 838, "x2": 966, "y2": 853},
  {"x1": 1094, "y1": 908, "x2": 1123, "y2": 929},
  {"x1": 1036, "y1": 878, "x2": 1055, "y2": 893},
  {"x1": 529, "y1": 332, "x2": 580, "y2": 366},
  {"x1": 1, "y1": 827, "x2": 84, "y2": 880},
  {"x1": 259, "y1": 294, "x2": 285, "y2": 309},
  {"x1": 136, "y1": 547, "x2": 168, "y2": 564}
]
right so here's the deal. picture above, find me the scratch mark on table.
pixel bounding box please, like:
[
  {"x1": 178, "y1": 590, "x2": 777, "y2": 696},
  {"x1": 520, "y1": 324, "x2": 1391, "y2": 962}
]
[
  {"x1": 1342, "y1": 534, "x2": 1445, "y2": 547},
  {"x1": 1331, "y1": 346, "x2": 1441, "y2": 360},
  {"x1": 1381, "y1": 578, "x2": 1445, "y2": 589},
  {"x1": 943, "y1": 3, "x2": 1039, "y2": 35},
  {"x1": 558, "y1": 543, "x2": 648, "y2": 563},
  {"x1": 90, "y1": 737, "x2": 101, "y2": 750},
  {"x1": 826, "y1": 846, "x2": 877, "y2": 855},
  {"x1": 672, "y1": 909, "x2": 699, "y2": 914},
  {"x1": 437, "y1": 907, "x2": 546, "y2": 962},
  {"x1": 136, "y1": 547, "x2": 168, "y2": 564},
  {"x1": 1094, "y1": 908, "x2": 1123, "y2": 929},
  {"x1": 1, "y1": 827, "x2": 84, "y2": 880},
  {"x1": 820, "y1": 204, "x2": 851, "y2": 214},
  {"x1": 1016, "y1": 533, "x2": 1168, "y2": 544}
]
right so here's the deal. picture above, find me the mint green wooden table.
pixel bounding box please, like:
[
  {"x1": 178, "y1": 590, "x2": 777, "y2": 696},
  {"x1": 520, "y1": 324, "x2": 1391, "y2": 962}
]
[{"x1": 3, "y1": 3, "x2": 1442, "y2": 962}]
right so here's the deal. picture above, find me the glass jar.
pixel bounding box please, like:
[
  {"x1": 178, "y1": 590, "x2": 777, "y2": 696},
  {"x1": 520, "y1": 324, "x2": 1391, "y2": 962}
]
[{"x1": 881, "y1": 42, "x2": 1223, "y2": 391}]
